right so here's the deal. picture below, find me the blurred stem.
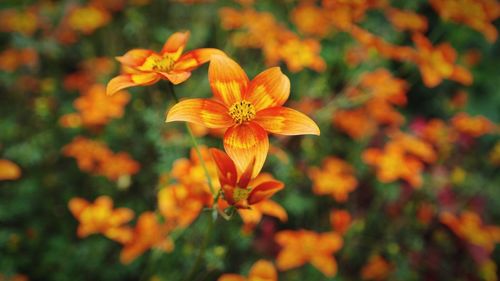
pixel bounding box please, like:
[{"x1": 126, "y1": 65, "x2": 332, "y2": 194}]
[
  {"x1": 167, "y1": 82, "x2": 216, "y2": 196},
  {"x1": 183, "y1": 212, "x2": 214, "y2": 281}
]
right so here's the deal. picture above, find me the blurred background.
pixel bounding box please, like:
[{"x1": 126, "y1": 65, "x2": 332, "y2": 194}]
[{"x1": 0, "y1": 0, "x2": 499, "y2": 280}]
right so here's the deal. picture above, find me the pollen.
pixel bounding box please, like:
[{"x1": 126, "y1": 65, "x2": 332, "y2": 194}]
[
  {"x1": 233, "y1": 187, "x2": 251, "y2": 202},
  {"x1": 228, "y1": 100, "x2": 256, "y2": 124},
  {"x1": 150, "y1": 55, "x2": 175, "y2": 72}
]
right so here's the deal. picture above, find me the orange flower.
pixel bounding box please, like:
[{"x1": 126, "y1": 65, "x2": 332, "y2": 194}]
[
  {"x1": 236, "y1": 173, "x2": 288, "y2": 233},
  {"x1": 412, "y1": 33, "x2": 472, "y2": 87},
  {"x1": 361, "y1": 255, "x2": 393, "y2": 280},
  {"x1": 0, "y1": 7, "x2": 39, "y2": 36},
  {"x1": 363, "y1": 143, "x2": 424, "y2": 188},
  {"x1": 210, "y1": 148, "x2": 284, "y2": 209},
  {"x1": 62, "y1": 137, "x2": 112, "y2": 172},
  {"x1": 333, "y1": 108, "x2": 377, "y2": 140},
  {"x1": 106, "y1": 31, "x2": 225, "y2": 95},
  {"x1": 386, "y1": 8, "x2": 428, "y2": 33},
  {"x1": 97, "y1": 152, "x2": 141, "y2": 181},
  {"x1": 291, "y1": 3, "x2": 331, "y2": 37},
  {"x1": 0, "y1": 48, "x2": 38, "y2": 72},
  {"x1": 429, "y1": 0, "x2": 500, "y2": 42},
  {"x1": 330, "y1": 209, "x2": 352, "y2": 235},
  {"x1": 120, "y1": 212, "x2": 174, "y2": 264},
  {"x1": 218, "y1": 259, "x2": 277, "y2": 281},
  {"x1": 308, "y1": 157, "x2": 358, "y2": 202},
  {"x1": 166, "y1": 55, "x2": 320, "y2": 175},
  {"x1": 68, "y1": 196, "x2": 134, "y2": 243},
  {"x1": 440, "y1": 210, "x2": 500, "y2": 254},
  {"x1": 62, "y1": 137, "x2": 140, "y2": 181},
  {"x1": 451, "y1": 112, "x2": 496, "y2": 137},
  {"x1": 275, "y1": 230, "x2": 343, "y2": 277},
  {"x1": 0, "y1": 159, "x2": 22, "y2": 181},
  {"x1": 157, "y1": 183, "x2": 205, "y2": 228},
  {"x1": 72, "y1": 84, "x2": 130, "y2": 127},
  {"x1": 279, "y1": 37, "x2": 326, "y2": 72},
  {"x1": 170, "y1": 146, "x2": 220, "y2": 198},
  {"x1": 66, "y1": 5, "x2": 111, "y2": 35}
]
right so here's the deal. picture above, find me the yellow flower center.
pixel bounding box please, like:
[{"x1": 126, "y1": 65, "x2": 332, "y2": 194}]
[
  {"x1": 228, "y1": 100, "x2": 256, "y2": 124},
  {"x1": 149, "y1": 55, "x2": 175, "y2": 72},
  {"x1": 233, "y1": 187, "x2": 251, "y2": 202}
]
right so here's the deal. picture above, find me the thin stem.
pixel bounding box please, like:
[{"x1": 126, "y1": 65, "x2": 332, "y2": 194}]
[
  {"x1": 183, "y1": 213, "x2": 214, "y2": 281},
  {"x1": 167, "y1": 82, "x2": 216, "y2": 196}
]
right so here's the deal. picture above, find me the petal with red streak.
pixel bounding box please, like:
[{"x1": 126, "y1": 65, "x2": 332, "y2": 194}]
[
  {"x1": 246, "y1": 67, "x2": 290, "y2": 111},
  {"x1": 248, "y1": 180, "x2": 284, "y2": 205},
  {"x1": 116, "y1": 49, "x2": 154, "y2": 67},
  {"x1": 209, "y1": 148, "x2": 237, "y2": 187},
  {"x1": 175, "y1": 48, "x2": 226, "y2": 72},
  {"x1": 223, "y1": 122, "x2": 268, "y2": 177},
  {"x1": 106, "y1": 73, "x2": 160, "y2": 96},
  {"x1": 161, "y1": 31, "x2": 190, "y2": 59},
  {"x1": 161, "y1": 71, "x2": 191, "y2": 85},
  {"x1": 255, "y1": 106, "x2": 320, "y2": 135},
  {"x1": 209, "y1": 55, "x2": 249, "y2": 107},
  {"x1": 165, "y1": 99, "x2": 233, "y2": 128}
]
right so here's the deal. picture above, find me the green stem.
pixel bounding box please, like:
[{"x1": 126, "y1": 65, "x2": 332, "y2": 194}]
[
  {"x1": 167, "y1": 83, "x2": 216, "y2": 196},
  {"x1": 183, "y1": 213, "x2": 214, "y2": 281}
]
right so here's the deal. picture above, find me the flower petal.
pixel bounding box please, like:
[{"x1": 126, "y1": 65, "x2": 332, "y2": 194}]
[
  {"x1": 248, "y1": 180, "x2": 284, "y2": 205},
  {"x1": 209, "y1": 55, "x2": 249, "y2": 107},
  {"x1": 256, "y1": 200, "x2": 288, "y2": 222},
  {"x1": 165, "y1": 99, "x2": 233, "y2": 128},
  {"x1": 311, "y1": 255, "x2": 337, "y2": 277},
  {"x1": 106, "y1": 73, "x2": 160, "y2": 96},
  {"x1": 237, "y1": 157, "x2": 255, "y2": 189},
  {"x1": 246, "y1": 67, "x2": 290, "y2": 111},
  {"x1": 0, "y1": 159, "x2": 21, "y2": 180},
  {"x1": 116, "y1": 49, "x2": 154, "y2": 67},
  {"x1": 254, "y1": 106, "x2": 320, "y2": 135},
  {"x1": 218, "y1": 275, "x2": 246, "y2": 281},
  {"x1": 276, "y1": 248, "x2": 306, "y2": 271},
  {"x1": 175, "y1": 48, "x2": 226, "y2": 72},
  {"x1": 161, "y1": 31, "x2": 190, "y2": 59},
  {"x1": 223, "y1": 122, "x2": 268, "y2": 177},
  {"x1": 209, "y1": 148, "x2": 237, "y2": 188},
  {"x1": 249, "y1": 260, "x2": 278, "y2": 280},
  {"x1": 68, "y1": 197, "x2": 88, "y2": 218},
  {"x1": 161, "y1": 71, "x2": 191, "y2": 85}
]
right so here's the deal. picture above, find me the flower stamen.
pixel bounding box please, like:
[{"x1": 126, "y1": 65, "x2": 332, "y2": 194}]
[{"x1": 228, "y1": 100, "x2": 256, "y2": 124}]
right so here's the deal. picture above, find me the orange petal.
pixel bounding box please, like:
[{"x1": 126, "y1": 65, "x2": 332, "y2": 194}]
[
  {"x1": 161, "y1": 31, "x2": 190, "y2": 59},
  {"x1": 209, "y1": 148, "x2": 237, "y2": 187},
  {"x1": 255, "y1": 200, "x2": 288, "y2": 222},
  {"x1": 166, "y1": 98, "x2": 233, "y2": 128},
  {"x1": 116, "y1": 49, "x2": 154, "y2": 67},
  {"x1": 217, "y1": 274, "x2": 246, "y2": 281},
  {"x1": 68, "y1": 197, "x2": 89, "y2": 218},
  {"x1": 276, "y1": 248, "x2": 306, "y2": 271},
  {"x1": 109, "y1": 208, "x2": 135, "y2": 226},
  {"x1": 249, "y1": 260, "x2": 277, "y2": 280},
  {"x1": 162, "y1": 71, "x2": 191, "y2": 85},
  {"x1": 209, "y1": 55, "x2": 249, "y2": 107},
  {"x1": 248, "y1": 180, "x2": 284, "y2": 205},
  {"x1": 175, "y1": 48, "x2": 227, "y2": 72},
  {"x1": 0, "y1": 159, "x2": 21, "y2": 180},
  {"x1": 223, "y1": 122, "x2": 268, "y2": 177},
  {"x1": 237, "y1": 157, "x2": 255, "y2": 189},
  {"x1": 311, "y1": 255, "x2": 337, "y2": 277},
  {"x1": 254, "y1": 106, "x2": 320, "y2": 136},
  {"x1": 317, "y1": 232, "x2": 343, "y2": 253},
  {"x1": 106, "y1": 73, "x2": 160, "y2": 96},
  {"x1": 246, "y1": 67, "x2": 290, "y2": 111}
]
